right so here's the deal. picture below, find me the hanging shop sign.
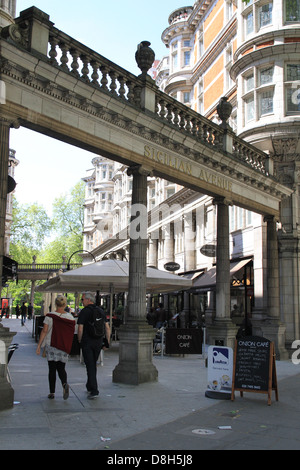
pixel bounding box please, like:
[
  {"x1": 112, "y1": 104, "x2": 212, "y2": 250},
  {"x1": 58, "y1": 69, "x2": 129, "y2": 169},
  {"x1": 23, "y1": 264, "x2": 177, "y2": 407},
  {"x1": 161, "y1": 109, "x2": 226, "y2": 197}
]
[
  {"x1": 164, "y1": 262, "x2": 180, "y2": 272},
  {"x1": 200, "y1": 244, "x2": 216, "y2": 257}
]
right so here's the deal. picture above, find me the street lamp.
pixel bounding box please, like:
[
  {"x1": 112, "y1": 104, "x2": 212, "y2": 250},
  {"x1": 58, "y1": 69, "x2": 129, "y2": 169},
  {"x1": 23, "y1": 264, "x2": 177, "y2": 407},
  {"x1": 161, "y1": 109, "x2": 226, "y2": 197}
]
[{"x1": 66, "y1": 250, "x2": 96, "y2": 271}]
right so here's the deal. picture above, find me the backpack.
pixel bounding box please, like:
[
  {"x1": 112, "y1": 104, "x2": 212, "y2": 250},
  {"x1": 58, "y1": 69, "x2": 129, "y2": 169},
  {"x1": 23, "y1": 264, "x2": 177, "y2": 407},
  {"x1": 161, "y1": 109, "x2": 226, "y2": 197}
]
[{"x1": 87, "y1": 305, "x2": 106, "y2": 339}]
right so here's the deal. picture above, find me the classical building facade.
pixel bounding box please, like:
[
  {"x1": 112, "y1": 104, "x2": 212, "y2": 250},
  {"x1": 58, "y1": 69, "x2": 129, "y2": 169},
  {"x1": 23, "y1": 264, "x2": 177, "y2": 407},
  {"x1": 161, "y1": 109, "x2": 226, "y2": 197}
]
[{"x1": 81, "y1": 0, "x2": 300, "y2": 354}]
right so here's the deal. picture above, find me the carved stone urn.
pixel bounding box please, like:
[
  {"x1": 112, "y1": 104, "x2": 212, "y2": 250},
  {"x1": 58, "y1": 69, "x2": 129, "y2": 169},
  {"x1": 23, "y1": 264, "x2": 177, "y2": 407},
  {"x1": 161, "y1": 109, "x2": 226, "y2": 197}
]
[
  {"x1": 135, "y1": 41, "x2": 155, "y2": 78},
  {"x1": 217, "y1": 96, "x2": 232, "y2": 125}
]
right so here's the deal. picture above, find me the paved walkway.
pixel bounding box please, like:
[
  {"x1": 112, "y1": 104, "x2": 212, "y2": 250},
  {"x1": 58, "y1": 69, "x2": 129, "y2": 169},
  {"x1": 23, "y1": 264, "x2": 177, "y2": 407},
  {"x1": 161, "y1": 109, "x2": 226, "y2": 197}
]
[{"x1": 0, "y1": 318, "x2": 300, "y2": 451}]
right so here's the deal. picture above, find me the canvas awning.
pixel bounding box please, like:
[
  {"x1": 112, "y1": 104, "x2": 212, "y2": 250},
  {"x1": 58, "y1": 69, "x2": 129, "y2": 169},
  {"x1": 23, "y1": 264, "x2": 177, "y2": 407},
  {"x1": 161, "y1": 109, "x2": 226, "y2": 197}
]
[
  {"x1": 192, "y1": 259, "x2": 252, "y2": 290},
  {"x1": 35, "y1": 259, "x2": 192, "y2": 294}
]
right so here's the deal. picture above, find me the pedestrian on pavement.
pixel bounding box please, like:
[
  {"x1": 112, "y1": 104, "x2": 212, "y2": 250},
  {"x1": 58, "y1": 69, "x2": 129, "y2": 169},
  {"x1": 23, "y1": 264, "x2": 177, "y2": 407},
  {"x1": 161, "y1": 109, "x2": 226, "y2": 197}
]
[
  {"x1": 36, "y1": 295, "x2": 75, "y2": 400},
  {"x1": 27, "y1": 303, "x2": 33, "y2": 320},
  {"x1": 146, "y1": 307, "x2": 157, "y2": 327},
  {"x1": 20, "y1": 302, "x2": 27, "y2": 326},
  {"x1": 77, "y1": 291, "x2": 110, "y2": 399},
  {"x1": 155, "y1": 303, "x2": 167, "y2": 328},
  {"x1": 15, "y1": 303, "x2": 20, "y2": 318}
]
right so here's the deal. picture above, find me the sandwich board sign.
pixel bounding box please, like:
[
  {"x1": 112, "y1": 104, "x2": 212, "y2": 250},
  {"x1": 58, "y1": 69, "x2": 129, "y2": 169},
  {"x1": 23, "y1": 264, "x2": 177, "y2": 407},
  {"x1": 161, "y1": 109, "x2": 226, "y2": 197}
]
[
  {"x1": 205, "y1": 345, "x2": 233, "y2": 399},
  {"x1": 231, "y1": 336, "x2": 278, "y2": 406}
]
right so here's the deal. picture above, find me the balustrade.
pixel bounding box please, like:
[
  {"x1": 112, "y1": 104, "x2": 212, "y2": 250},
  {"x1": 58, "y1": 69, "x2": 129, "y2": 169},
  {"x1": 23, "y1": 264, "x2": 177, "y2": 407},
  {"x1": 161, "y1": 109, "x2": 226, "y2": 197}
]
[
  {"x1": 17, "y1": 263, "x2": 81, "y2": 272},
  {"x1": 46, "y1": 27, "x2": 269, "y2": 176},
  {"x1": 48, "y1": 28, "x2": 142, "y2": 106},
  {"x1": 233, "y1": 137, "x2": 267, "y2": 174},
  {"x1": 2, "y1": 8, "x2": 271, "y2": 177}
]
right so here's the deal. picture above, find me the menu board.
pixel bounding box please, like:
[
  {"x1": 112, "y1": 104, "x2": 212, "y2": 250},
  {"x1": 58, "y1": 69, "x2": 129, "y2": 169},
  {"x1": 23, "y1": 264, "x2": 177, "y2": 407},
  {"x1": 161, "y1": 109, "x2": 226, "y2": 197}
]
[{"x1": 231, "y1": 336, "x2": 278, "y2": 405}]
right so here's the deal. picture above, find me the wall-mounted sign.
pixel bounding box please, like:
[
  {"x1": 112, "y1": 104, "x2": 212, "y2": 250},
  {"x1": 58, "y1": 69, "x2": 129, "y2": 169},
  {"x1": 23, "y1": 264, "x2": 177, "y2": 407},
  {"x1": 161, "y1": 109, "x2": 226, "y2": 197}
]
[
  {"x1": 7, "y1": 176, "x2": 16, "y2": 194},
  {"x1": 165, "y1": 328, "x2": 202, "y2": 354},
  {"x1": 200, "y1": 244, "x2": 216, "y2": 257},
  {"x1": 164, "y1": 262, "x2": 180, "y2": 272}
]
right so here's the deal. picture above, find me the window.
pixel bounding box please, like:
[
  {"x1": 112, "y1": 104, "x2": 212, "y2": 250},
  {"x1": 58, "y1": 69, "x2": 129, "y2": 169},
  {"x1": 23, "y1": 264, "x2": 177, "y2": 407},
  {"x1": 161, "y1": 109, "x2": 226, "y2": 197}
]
[
  {"x1": 259, "y1": 3, "x2": 272, "y2": 28},
  {"x1": 184, "y1": 91, "x2": 190, "y2": 103},
  {"x1": 184, "y1": 50, "x2": 190, "y2": 66},
  {"x1": 245, "y1": 73, "x2": 254, "y2": 92},
  {"x1": 226, "y1": 0, "x2": 233, "y2": 20},
  {"x1": 259, "y1": 66, "x2": 273, "y2": 85},
  {"x1": 246, "y1": 11, "x2": 254, "y2": 35},
  {"x1": 172, "y1": 52, "x2": 178, "y2": 70},
  {"x1": 245, "y1": 96, "x2": 255, "y2": 122},
  {"x1": 198, "y1": 27, "x2": 204, "y2": 59},
  {"x1": 243, "y1": 1, "x2": 273, "y2": 37},
  {"x1": 285, "y1": 0, "x2": 300, "y2": 22},
  {"x1": 285, "y1": 64, "x2": 300, "y2": 113},
  {"x1": 287, "y1": 64, "x2": 300, "y2": 81},
  {"x1": 259, "y1": 90, "x2": 273, "y2": 116},
  {"x1": 197, "y1": 78, "x2": 203, "y2": 114},
  {"x1": 225, "y1": 45, "x2": 234, "y2": 90},
  {"x1": 242, "y1": 65, "x2": 274, "y2": 124},
  {"x1": 229, "y1": 206, "x2": 253, "y2": 231}
]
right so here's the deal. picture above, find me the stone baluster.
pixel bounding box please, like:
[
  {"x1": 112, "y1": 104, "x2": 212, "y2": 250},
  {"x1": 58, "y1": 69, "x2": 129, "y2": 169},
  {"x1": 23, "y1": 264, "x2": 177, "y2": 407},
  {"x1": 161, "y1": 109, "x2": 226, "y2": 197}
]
[
  {"x1": 90, "y1": 60, "x2": 100, "y2": 86},
  {"x1": 80, "y1": 54, "x2": 90, "y2": 83},
  {"x1": 70, "y1": 48, "x2": 80, "y2": 77}
]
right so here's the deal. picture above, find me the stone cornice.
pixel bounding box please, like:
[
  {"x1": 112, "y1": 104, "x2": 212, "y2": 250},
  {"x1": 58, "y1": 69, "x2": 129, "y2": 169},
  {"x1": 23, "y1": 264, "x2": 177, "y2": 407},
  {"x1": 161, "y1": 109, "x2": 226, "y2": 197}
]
[{"x1": 232, "y1": 42, "x2": 300, "y2": 79}]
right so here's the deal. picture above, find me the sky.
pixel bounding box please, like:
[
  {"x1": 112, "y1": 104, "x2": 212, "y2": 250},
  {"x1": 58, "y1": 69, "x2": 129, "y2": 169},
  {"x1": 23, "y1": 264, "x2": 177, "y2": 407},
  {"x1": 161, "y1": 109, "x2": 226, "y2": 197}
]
[{"x1": 10, "y1": 0, "x2": 185, "y2": 215}]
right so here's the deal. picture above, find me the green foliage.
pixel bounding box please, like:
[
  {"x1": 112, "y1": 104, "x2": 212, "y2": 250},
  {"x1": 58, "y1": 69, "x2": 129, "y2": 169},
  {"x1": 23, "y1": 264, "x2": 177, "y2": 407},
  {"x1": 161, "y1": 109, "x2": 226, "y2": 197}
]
[
  {"x1": 6, "y1": 181, "x2": 85, "y2": 306},
  {"x1": 10, "y1": 198, "x2": 53, "y2": 253}
]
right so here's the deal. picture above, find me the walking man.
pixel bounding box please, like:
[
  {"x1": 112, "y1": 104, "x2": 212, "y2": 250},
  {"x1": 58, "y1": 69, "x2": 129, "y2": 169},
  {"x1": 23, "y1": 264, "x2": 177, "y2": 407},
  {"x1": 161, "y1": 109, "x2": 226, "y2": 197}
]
[
  {"x1": 77, "y1": 291, "x2": 110, "y2": 399},
  {"x1": 20, "y1": 302, "x2": 27, "y2": 326}
]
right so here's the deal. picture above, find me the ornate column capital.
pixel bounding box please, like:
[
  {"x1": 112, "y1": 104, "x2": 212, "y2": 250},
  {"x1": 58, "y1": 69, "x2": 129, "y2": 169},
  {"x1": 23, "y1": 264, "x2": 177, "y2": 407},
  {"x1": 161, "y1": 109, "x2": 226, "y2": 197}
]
[
  {"x1": 212, "y1": 196, "x2": 233, "y2": 207},
  {"x1": 127, "y1": 164, "x2": 153, "y2": 178}
]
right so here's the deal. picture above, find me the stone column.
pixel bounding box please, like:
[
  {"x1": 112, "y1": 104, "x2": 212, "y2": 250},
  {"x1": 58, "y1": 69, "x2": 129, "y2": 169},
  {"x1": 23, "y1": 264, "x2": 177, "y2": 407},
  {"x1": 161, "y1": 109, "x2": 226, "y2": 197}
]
[
  {"x1": 0, "y1": 118, "x2": 11, "y2": 290},
  {"x1": 113, "y1": 165, "x2": 158, "y2": 384},
  {"x1": 183, "y1": 212, "x2": 196, "y2": 272},
  {"x1": 164, "y1": 222, "x2": 174, "y2": 264},
  {"x1": 207, "y1": 198, "x2": 237, "y2": 348},
  {"x1": 0, "y1": 118, "x2": 17, "y2": 409},
  {"x1": 215, "y1": 198, "x2": 230, "y2": 320},
  {"x1": 260, "y1": 216, "x2": 288, "y2": 359},
  {"x1": 148, "y1": 236, "x2": 158, "y2": 267},
  {"x1": 0, "y1": 323, "x2": 16, "y2": 410}
]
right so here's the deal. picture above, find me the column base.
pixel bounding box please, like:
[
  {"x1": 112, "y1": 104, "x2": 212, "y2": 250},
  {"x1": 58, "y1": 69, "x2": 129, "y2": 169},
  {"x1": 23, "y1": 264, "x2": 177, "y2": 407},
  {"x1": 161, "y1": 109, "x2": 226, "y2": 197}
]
[
  {"x1": 112, "y1": 322, "x2": 158, "y2": 385},
  {"x1": 255, "y1": 319, "x2": 288, "y2": 360},
  {"x1": 0, "y1": 322, "x2": 16, "y2": 410},
  {"x1": 0, "y1": 375, "x2": 14, "y2": 411},
  {"x1": 206, "y1": 319, "x2": 239, "y2": 350}
]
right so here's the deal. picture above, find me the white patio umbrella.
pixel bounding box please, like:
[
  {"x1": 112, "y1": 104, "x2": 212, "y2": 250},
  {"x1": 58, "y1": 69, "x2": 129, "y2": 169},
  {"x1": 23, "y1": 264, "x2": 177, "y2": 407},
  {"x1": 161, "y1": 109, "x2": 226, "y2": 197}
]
[
  {"x1": 35, "y1": 259, "x2": 191, "y2": 293},
  {"x1": 35, "y1": 259, "x2": 192, "y2": 326}
]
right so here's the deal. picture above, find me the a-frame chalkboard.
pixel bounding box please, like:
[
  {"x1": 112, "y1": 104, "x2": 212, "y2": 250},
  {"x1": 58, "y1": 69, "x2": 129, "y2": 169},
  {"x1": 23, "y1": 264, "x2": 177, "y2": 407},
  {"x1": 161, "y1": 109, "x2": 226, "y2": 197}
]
[{"x1": 231, "y1": 336, "x2": 278, "y2": 406}]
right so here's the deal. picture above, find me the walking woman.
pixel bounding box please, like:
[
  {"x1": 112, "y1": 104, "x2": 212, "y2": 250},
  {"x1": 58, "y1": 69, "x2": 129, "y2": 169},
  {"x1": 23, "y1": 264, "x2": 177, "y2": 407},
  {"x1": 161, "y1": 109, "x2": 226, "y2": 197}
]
[{"x1": 36, "y1": 295, "x2": 75, "y2": 399}]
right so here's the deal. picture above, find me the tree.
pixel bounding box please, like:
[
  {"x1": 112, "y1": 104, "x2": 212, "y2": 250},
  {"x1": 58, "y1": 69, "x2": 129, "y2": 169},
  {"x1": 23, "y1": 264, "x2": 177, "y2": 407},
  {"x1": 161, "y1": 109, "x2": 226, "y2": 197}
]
[
  {"x1": 44, "y1": 180, "x2": 85, "y2": 263},
  {"x1": 10, "y1": 197, "x2": 53, "y2": 263},
  {"x1": 6, "y1": 181, "x2": 85, "y2": 309}
]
